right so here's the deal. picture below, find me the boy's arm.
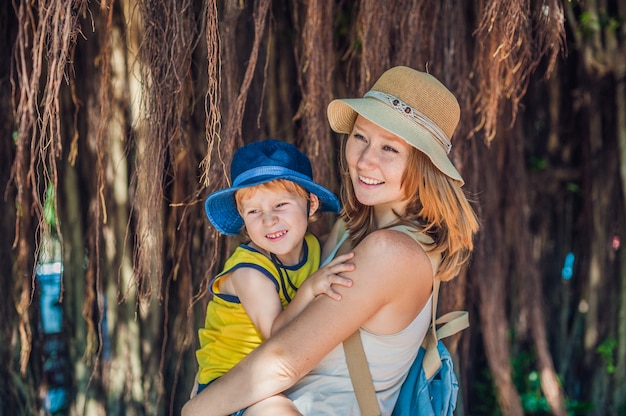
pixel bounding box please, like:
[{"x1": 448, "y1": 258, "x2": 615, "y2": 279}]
[
  {"x1": 230, "y1": 268, "x2": 284, "y2": 341},
  {"x1": 271, "y1": 252, "x2": 354, "y2": 335}
]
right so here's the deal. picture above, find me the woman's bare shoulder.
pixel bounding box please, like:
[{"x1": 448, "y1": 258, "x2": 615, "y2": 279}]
[
  {"x1": 348, "y1": 228, "x2": 433, "y2": 333},
  {"x1": 354, "y1": 228, "x2": 431, "y2": 273},
  {"x1": 361, "y1": 228, "x2": 426, "y2": 251}
]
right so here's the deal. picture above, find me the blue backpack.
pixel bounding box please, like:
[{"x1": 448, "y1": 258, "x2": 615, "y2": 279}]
[{"x1": 391, "y1": 310, "x2": 468, "y2": 416}]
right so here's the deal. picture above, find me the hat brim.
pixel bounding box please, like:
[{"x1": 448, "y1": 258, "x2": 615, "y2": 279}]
[
  {"x1": 205, "y1": 171, "x2": 340, "y2": 236},
  {"x1": 327, "y1": 97, "x2": 464, "y2": 185}
]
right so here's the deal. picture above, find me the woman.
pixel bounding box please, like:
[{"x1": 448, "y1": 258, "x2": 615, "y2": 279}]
[{"x1": 183, "y1": 66, "x2": 479, "y2": 415}]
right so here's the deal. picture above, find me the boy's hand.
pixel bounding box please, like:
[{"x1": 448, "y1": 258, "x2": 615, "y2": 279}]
[
  {"x1": 270, "y1": 253, "x2": 355, "y2": 335},
  {"x1": 306, "y1": 252, "x2": 355, "y2": 300}
]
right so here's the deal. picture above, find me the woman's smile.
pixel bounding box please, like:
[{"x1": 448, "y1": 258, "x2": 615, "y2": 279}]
[{"x1": 358, "y1": 175, "x2": 384, "y2": 186}]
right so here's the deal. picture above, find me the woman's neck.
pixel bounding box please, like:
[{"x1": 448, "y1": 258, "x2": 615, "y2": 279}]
[{"x1": 373, "y1": 207, "x2": 402, "y2": 229}]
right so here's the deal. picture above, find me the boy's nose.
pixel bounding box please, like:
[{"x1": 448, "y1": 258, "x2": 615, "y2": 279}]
[{"x1": 262, "y1": 212, "x2": 278, "y2": 226}]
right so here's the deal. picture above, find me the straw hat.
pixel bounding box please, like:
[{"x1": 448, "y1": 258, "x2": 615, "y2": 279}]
[
  {"x1": 204, "y1": 139, "x2": 340, "y2": 236},
  {"x1": 327, "y1": 66, "x2": 464, "y2": 185}
]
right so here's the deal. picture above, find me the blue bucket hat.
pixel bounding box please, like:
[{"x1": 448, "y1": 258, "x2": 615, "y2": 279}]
[{"x1": 205, "y1": 139, "x2": 340, "y2": 235}]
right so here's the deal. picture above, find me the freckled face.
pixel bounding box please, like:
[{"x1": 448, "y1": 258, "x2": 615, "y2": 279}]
[
  {"x1": 239, "y1": 187, "x2": 312, "y2": 265},
  {"x1": 345, "y1": 115, "x2": 411, "y2": 218}
]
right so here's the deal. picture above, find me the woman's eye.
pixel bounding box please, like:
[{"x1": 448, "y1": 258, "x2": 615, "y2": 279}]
[
  {"x1": 383, "y1": 145, "x2": 399, "y2": 153},
  {"x1": 352, "y1": 133, "x2": 366, "y2": 142}
]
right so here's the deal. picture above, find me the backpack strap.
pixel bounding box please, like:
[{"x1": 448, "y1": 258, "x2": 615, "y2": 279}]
[
  {"x1": 334, "y1": 220, "x2": 380, "y2": 414},
  {"x1": 421, "y1": 278, "x2": 469, "y2": 379},
  {"x1": 343, "y1": 331, "x2": 381, "y2": 416}
]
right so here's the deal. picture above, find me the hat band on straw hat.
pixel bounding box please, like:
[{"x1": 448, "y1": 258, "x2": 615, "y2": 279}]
[{"x1": 364, "y1": 90, "x2": 452, "y2": 154}]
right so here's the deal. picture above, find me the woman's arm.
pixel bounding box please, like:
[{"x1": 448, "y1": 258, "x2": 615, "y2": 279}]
[{"x1": 182, "y1": 229, "x2": 433, "y2": 416}]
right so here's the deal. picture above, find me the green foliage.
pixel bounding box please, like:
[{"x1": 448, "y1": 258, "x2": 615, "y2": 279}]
[
  {"x1": 529, "y1": 156, "x2": 548, "y2": 171},
  {"x1": 473, "y1": 350, "x2": 597, "y2": 415},
  {"x1": 472, "y1": 367, "x2": 503, "y2": 416},
  {"x1": 596, "y1": 338, "x2": 616, "y2": 374},
  {"x1": 566, "y1": 182, "x2": 582, "y2": 195},
  {"x1": 520, "y1": 371, "x2": 551, "y2": 414},
  {"x1": 511, "y1": 351, "x2": 551, "y2": 414},
  {"x1": 44, "y1": 184, "x2": 56, "y2": 228},
  {"x1": 510, "y1": 350, "x2": 594, "y2": 415},
  {"x1": 578, "y1": 9, "x2": 624, "y2": 39},
  {"x1": 579, "y1": 12, "x2": 601, "y2": 39}
]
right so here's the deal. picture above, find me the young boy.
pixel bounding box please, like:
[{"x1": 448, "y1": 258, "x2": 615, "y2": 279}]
[{"x1": 194, "y1": 139, "x2": 354, "y2": 415}]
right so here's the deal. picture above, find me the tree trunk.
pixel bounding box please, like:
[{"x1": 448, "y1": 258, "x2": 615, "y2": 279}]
[
  {"x1": 294, "y1": 0, "x2": 337, "y2": 235},
  {"x1": 582, "y1": 82, "x2": 612, "y2": 414},
  {"x1": 615, "y1": 73, "x2": 626, "y2": 413},
  {"x1": 508, "y1": 120, "x2": 567, "y2": 416},
  {"x1": 470, "y1": 137, "x2": 524, "y2": 416}
]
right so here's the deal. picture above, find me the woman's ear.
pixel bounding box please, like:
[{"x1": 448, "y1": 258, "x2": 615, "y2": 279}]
[{"x1": 308, "y1": 194, "x2": 320, "y2": 217}]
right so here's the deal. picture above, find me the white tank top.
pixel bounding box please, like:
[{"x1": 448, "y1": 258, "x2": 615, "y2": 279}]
[
  {"x1": 286, "y1": 226, "x2": 436, "y2": 415},
  {"x1": 286, "y1": 297, "x2": 432, "y2": 415}
]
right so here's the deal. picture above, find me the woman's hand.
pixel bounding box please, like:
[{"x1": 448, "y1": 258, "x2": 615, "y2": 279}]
[{"x1": 304, "y1": 252, "x2": 355, "y2": 300}]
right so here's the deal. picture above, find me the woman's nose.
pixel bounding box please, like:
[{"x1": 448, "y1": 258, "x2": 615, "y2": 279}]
[{"x1": 357, "y1": 145, "x2": 377, "y2": 169}]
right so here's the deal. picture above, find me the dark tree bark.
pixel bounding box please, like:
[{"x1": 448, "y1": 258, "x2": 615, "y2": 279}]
[{"x1": 6, "y1": 1, "x2": 626, "y2": 415}]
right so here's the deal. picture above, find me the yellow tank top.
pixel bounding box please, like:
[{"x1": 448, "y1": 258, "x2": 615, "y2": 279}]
[{"x1": 196, "y1": 232, "x2": 321, "y2": 384}]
